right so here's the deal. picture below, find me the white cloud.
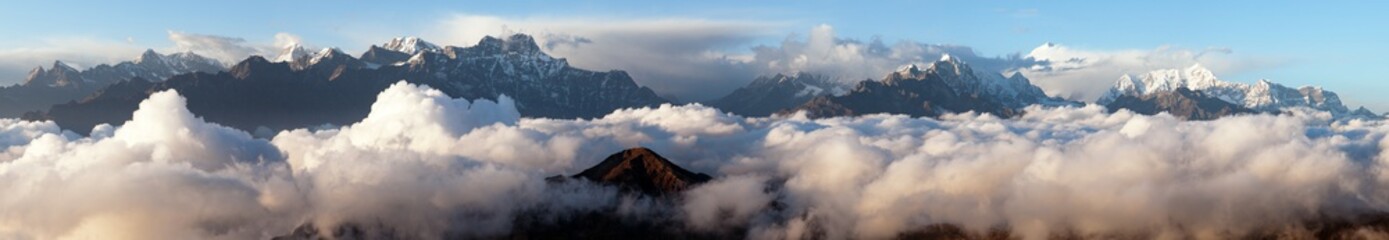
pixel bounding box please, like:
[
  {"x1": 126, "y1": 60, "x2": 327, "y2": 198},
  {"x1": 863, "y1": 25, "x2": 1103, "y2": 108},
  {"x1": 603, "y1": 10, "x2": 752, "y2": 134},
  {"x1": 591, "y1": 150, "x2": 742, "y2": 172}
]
[
  {"x1": 5, "y1": 83, "x2": 1389, "y2": 239},
  {"x1": 0, "y1": 90, "x2": 295, "y2": 239},
  {"x1": 1020, "y1": 43, "x2": 1286, "y2": 101}
]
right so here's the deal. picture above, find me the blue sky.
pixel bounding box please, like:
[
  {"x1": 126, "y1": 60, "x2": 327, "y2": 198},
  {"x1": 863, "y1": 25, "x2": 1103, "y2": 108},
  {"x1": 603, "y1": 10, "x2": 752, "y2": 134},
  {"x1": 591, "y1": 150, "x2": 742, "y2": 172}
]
[{"x1": 2, "y1": 0, "x2": 1386, "y2": 108}]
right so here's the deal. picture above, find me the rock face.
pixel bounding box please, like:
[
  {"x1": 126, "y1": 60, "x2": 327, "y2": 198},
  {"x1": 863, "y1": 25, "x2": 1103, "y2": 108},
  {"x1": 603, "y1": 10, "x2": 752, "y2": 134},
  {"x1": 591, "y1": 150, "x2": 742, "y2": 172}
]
[
  {"x1": 1105, "y1": 87, "x2": 1258, "y2": 120},
  {"x1": 787, "y1": 57, "x2": 1023, "y2": 118},
  {"x1": 708, "y1": 73, "x2": 845, "y2": 117},
  {"x1": 35, "y1": 34, "x2": 668, "y2": 134},
  {"x1": 0, "y1": 50, "x2": 223, "y2": 117},
  {"x1": 572, "y1": 147, "x2": 712, "y2": 196},
  {"x1": 1099, "y1": 64, "x2": 1373, "y2": 119}
]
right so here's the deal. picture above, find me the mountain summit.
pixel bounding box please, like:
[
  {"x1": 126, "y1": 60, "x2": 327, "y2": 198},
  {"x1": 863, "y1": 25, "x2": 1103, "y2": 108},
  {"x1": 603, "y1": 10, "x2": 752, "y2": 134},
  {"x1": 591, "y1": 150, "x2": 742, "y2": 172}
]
[
  {"x1": 572, "y1": 147, "x2": 712, "y2": 196},
  {"x1": 890, "y1": 54, "x2": 1068, "y2": 109},
  {"x1": 380, "y1": 36, "x2": 442, "y2": 54}
]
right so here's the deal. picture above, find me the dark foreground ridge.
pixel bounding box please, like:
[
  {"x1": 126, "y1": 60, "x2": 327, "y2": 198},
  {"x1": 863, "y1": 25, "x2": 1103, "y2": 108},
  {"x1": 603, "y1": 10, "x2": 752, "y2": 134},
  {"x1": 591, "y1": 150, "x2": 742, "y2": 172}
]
[{"x1": 568, "y1": 147, "x2": 713, "y2": 195}]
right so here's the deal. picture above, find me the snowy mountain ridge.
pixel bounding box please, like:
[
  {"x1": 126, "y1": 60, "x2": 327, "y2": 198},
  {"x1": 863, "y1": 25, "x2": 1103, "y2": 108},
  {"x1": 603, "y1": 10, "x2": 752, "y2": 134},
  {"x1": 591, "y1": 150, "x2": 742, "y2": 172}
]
[
  {"x1": 0, "y1": 49, "x2": 226, "y2": 116},
  {"x1": 890, "y1": 54, "x2": 1069, "y2": 108},
  {"x1": 1099, "y1": 64, "x2": 1367, "y2": 117}
]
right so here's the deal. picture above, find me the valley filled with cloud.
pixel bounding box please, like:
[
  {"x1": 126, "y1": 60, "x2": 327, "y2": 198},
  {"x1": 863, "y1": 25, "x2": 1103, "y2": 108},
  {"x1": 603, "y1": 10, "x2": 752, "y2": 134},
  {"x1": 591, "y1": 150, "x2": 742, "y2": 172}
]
[
  {"x1": 4, "y1": 82, "x2": 1389, "y2": 239},
  {"x1": 3, "y1": 2, "x2": 1388, "y2": 239}
]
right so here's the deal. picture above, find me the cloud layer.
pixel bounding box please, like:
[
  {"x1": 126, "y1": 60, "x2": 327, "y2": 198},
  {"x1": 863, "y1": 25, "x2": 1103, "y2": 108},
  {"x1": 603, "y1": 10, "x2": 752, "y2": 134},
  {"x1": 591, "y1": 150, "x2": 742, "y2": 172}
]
[{"x1": 3, "y1": 82, "x2": 1389, "y2": 239}]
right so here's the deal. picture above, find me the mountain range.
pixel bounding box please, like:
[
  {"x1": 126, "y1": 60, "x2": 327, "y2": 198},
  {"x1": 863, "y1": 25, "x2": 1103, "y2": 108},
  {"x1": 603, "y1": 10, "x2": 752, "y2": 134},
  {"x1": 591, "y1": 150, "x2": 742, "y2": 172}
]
[
  {"x1": 0, "y1": 50, "x2": 223, "y2": 117},
  {"x1": 776, "y1": 55, "x2": 1073, "y2": 118},
  {"x1": 1104, "y1": 87, "x2": 1259, "y2": 120},
  {"x1": 1098, "y1": 64, "x2": 1379, "y2": 119},
  {"x1": 30, "y1": 34, "x2": 667, "y2": 134},
  {"x1": 6, "y1": 35, "x2": 1380, "y2": 134}
]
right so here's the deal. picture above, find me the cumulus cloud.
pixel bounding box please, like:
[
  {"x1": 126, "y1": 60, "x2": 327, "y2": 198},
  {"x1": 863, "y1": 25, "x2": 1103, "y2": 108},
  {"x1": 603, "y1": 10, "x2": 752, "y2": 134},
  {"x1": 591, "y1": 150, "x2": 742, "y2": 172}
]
[
  {"x1": 1020, "y1": 43, "x2": 1286, "y2": 101},
  {"x1": 0, "y1": 90, "x2": 294, "y2": 239},
  {"x1": 6, "y1": 81, "x2": 1389, "y2": 239}
]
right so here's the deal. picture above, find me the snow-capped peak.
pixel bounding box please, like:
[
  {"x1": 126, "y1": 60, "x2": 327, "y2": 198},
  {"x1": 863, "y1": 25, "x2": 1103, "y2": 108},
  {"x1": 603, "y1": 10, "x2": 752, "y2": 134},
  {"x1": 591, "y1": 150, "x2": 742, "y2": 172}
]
[
  {"x1": 1106, "y1": 64, "x2": 1225, "y2": 98},
  {"x1": 382, "y1": 36, "x2": 441, "y2": 54},
  {"x1": 134, "y1": 49, "x2": 164, "y2": 65},
  {"x1": 307, "y1": 47, "x2": 348, "y2": 65},
  {"x1": 274, "y1": 43, "x2": 310, "y2": 63},
  {"x1": 1183, "y1": 64, "x2": 1222, "y2": 89},
  {"x1": 883, "y1": 55, "x2": 1059, "y2": 108},
  {"x1": 895, "y1": 64, "x2": 921, "y2": 75},
  {"x1": 926, "y1": 55, "x2": 968, "y2": 76},
  {"x1": 1100, "y1": 64, "x2": 1356, "y2": 116}
]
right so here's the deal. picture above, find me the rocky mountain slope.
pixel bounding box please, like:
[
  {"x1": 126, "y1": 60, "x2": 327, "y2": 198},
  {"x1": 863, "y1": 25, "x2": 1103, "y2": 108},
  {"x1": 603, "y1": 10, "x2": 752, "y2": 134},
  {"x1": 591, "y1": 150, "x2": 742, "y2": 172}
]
[
  {"x1": 1105, "y1": 87, "x2": 1259, "y2": 120},
  {"x1": 569, "y1": 147, "x2": 713, "y2": 195}
]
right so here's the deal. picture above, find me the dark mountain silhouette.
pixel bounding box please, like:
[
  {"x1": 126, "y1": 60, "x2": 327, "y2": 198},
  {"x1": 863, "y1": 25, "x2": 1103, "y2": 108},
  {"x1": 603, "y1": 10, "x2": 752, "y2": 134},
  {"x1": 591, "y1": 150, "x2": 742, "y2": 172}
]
[
  {"x1": 569, "y1": 147, "x2": 713, "y2": 196},
  {"x1": 707, "y1": 73, "x2": 843, "y2": 117},
  {"x1": 1105, "y1": 87, "x2": 1259, "y2": 120},
  {"x1": 0, "y1": 51, "x2": 223, "y2": 117},
  {"x1": 32, "y1": 34, "x2": 668, "y2": 134}
]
